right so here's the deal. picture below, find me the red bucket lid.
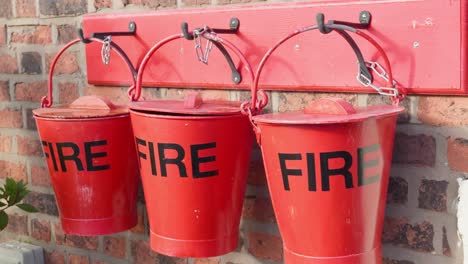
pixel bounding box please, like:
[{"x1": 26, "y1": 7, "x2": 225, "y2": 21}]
[
  {"x1": 252, "y1": 97, "x2": 405, "y2": 125},
  {"x1": 33, "y1": 96, "x2": 129, "y2": 119},
  {"x1": 129, "y1": 92, "x2": 242, "y2": 116}
]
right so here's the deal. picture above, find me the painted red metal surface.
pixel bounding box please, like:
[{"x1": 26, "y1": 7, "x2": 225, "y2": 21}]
[
  {"x1": 252, "y1": 98, "x2": 403, "y2": 264},
  {"x1": 83, "y1": 0, "x2": 467, "y2": 95}
]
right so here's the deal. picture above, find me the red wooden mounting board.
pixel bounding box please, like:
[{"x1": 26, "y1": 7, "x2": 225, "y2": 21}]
[{"x1": 83, "y1": 0, "x2": 468, "y2": 95}]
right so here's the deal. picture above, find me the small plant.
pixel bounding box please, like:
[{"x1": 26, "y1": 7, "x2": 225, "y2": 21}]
[{"x1": 0, "y1": 178, "x2": 38, "y2": 231}]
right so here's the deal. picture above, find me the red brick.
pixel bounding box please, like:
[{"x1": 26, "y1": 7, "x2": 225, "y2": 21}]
[
  {"x1": 5, "y1": 213, "x2": 28, "y2": 235},
  {"x1": 92, "y1": 261, "x2": 111, "y2": 264},
  {"x1": 387, "y1": 177, "x2": 408, "y2": 204},
  {"x1": 40, "y1": 0, "x2": 87, "y2": 16},
  {"x1": 278, "y1": 92, "x2": 357, "y2": 112},
  {"x1": 0, "y1": 81, "x2": 10, "y2": 101},
  {"x1": 382, "y1": 217, "x2": 434, "y2": 252},
  {"x1": 383, "y1": 259, "x2": 414, "y2": 264},
  {"x1": 15, "y1": 81, "x2": 47, "y2": 102},
  {"x1": 103, "y1": 236, "x2": 126, "y2": 258},
  {"x1": 123, "y1": 0, "x2": 176, "y2": 8},
  {"x1": 248, "y1": 232, "x2": 283, "y2": 262},
  {"x1": 0, "y1": 160, "x2": 27, "y2": 182},
  {"x1": 11, "y1": 26, "x2": 52, "y2": 44},
  {"x1": 447, "y1": 137, "x2": 468, "y2": 172},
  {"x1": 0, "y1": 135, "x2": 12, "y2": 152},
  {"x1": 130, "y1": 239, "x2": 186, "y2": 264},
  {"x1": 69, "y1": 254, "x2": 90, "y2": 264},
  {"x1": 217, "y1": 0, "x2": 264, "y2": 4},
  {"x1": 31, "y1": 164, "x2": 51, "y2": 187},
  {"x1": 418, "y1": 96, "x2": 468, "y2": 126},
  {"x1": 26, "y1": 108, "x2": 37, "y2": 130},
  {"x1": 25, "y1": 191, "x2": 58, "y2": 216},
  {"x1": 94, "y1": 0, "x2": 112, "y2": 9},
  {"x1": 55, "y1": 223, "x2": 99, "y2": 250},
  {"x1": 182, "y1": 0, "x2": 210, "y2": 5},
  {"x1": 247, "y1": 145, "x2": 267, "y2": 186},
  {"x1": 16, "y1": 0, "x2": 36, "y2": 17},
  {"x1": 57, "y1": 24, "x2": 78, "y2": 44},
  {"x1": 243, "y1": 197, "x2": 275, "y2": 223},
  {"x1": 84, "y1": 86, "x2": 130, "y2": 104},
  {"x1": 392, "y1": 133, "x2": 436, "y2": 166},
  {"x1": 0, "y1": 25, "x2": 6, "y2": 45},
  {"x1": 21, "y1": 52, "x2": 42, "y2": 74},
  {"x1": 59, "y1": 82, "x2": 79, "y2": 104},
  {"x1": 46, "y1": 51, "x2": 79, "y2": 75},
  {"x1": 0, "y1": 54, "x2": 19, "y2": 74},
  {"x1": 31, "y1": 218, "x2": 51, "y2": 242},
  {"x1": 44, "y1": 250, "x2": 66, "y2": 264},
  {"x1": 418, "y1": 179, "x2": 448, "y2": 212},
  {"x1": 0, "y1": 1, "x2": 12, "y2": 18},
  {"x1": 130, "y1": 206, "x2": 146, "y2": 234},
  {"x1": 17, "y1": 135, "x2": 42, "y2": 156},
  {"x1": 0, "y1": 107, "x2": 22, "y2": 128},
  {"x1": 193, "y1": 259, "x2": 220, "y2": 264}
]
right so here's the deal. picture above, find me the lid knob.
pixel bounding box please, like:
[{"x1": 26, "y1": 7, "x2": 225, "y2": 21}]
[
  {"x1": 70, "y1": 96, "x2": 117, "y2": 110},
  {"x1": 184, "y1": 92, "x2": 203, "y2": 109},
  {"x1": 304, "y1": 98, "x2": 357, "y2": 115}
]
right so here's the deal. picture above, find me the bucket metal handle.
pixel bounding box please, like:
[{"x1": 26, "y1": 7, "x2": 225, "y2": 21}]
[
  {"x1": 41, "y1": 36, "x2": 137, "y2": 108},
  {"x1": 132, "y1": 31, "x2": 261, "y2": 116},
  {"x1": 249, "y1": 22, "x2": 407, "y2": 115}
]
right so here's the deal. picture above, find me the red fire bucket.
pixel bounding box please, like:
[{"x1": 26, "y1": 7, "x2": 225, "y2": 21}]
[
  {"x1": 33, "y1": 38, "x2": 139, "y2": 235},
  {"x1": 128, "y1": 32, "x2": 258, "y2": 257},
  {"x1": 250, "y1": 24, "x2": 406, "y2": 264}
]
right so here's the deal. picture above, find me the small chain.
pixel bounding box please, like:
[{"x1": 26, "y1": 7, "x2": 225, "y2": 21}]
[
  {"x1": 101, "y1": 36, "x2": 111, "y2": 65},
  {"x1": 357, "y1": 61, "x2": 399, "y2": 98},
  {"x1": 193, "y1": 27, "x2": 214, "y2": 64}
]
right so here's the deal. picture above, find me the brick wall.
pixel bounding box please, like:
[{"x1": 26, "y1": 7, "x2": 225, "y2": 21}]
[{"x1": 0, "y1": 0, "x2": 467, "y2": 263}]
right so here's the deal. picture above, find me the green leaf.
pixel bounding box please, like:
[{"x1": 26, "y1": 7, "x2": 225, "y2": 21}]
[
  {"x1": 16, "y1": 203, "x2": 38, "y2": 213},
  {"x1": 15, "y1": 189, "x2": 30, "y2": 204},
  {"x1": 0, "y1": 210, "x2": 8, "y2": 231}
]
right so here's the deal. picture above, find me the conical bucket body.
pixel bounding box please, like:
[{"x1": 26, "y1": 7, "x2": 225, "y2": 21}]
[
  {"x1": 129, "y1": 111, "x2": 253, "y2": 257},
  {"x1": 34, "y1": 115, "x2": 139, "y2": 235},
  {"x1": 256, "y1": 114, "x2": 399, "y2": 264}
]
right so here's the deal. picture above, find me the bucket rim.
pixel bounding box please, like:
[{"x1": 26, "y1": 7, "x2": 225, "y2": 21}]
[{"x1": 129, "y1": 108, "x2": 246, "y2": 120}]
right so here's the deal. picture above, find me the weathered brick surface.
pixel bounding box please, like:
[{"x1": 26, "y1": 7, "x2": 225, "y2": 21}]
[
  {"x1": 21, "y1": 52, "x2": 42, "y2": 74},
  {"x1": 31, "y1": 164, "x2": 51, "y2": 187},
  {"x1": 418, "y1": 96, "x2": 468, "y2": 126},
  {"x1": 123, "y1": 0, "x2": 177, "y2": 8},
  {"x1": 0, "y1": 160, "x2": 27, "y2": 182},
  {"x1": 0, "y1": 54, "x2": 19, "y2": 74},
  {"x1": 17, "y1": 135, "x2": 42, "y2": 156},
  {"x1": 39, "y1": 0, "x2": 88, "y2": 16},
  {"x1": 94, "y1": 0, "x2": 112, "y2": 9},
  {"x1": 15, "y1": 81, "x2": 48, "y2": 102},
  {"x1": 16, "y1": 0, "x2": 37, "y2": 17},
  {"x1": 103, "y1": 236, "x2": 126, "y2": 258},
  {"x1": 0, "y1": 0, "x2": 13, "y2": 18},
  {"x1": 44, "y1": 250, "x2": 66, "y2": 264},
  {"x1": 130, "y1": 205, "x2": 146, "y2": 234},
  {"x1": 5, "y1": 213, "x2": 28, "y2": 235},
  {"x1": 46, "y1": 51, "x2": 79, "y2": 75},
  {"x1": 278, "y1": 92, "x2": 357, "y2": 112},
  {"x1": 0, "y1": 107, "x2": 22, "y2": 128},
  {"x1": 24, "y1": 191, "x2": 59, "y2": 216},
  {"x1": 382, "y1": 259, "x2": 415, "y2": 264},
  {"x1": 0, "y1": 135, "x2": 12, "y2": 152},
  {"x1": 248, "y1": 232, "x2": 283, "y2": 262},
  {"x1": 183, "y1": 0, "x2": 210, "y2": 6},
  {"x1": 0, "y1": 25, "x2": 6, "y2": 45},
  {"x1": 247, "y1": 145, "x2": 267, "y2": 185},
  {"x1": 68, "y1": 254, "x2": 90, "y2": 264},
  {"x1": 193, "y1": 259, "x2": 220, "y2": 264},
  {"x1": 0, "y1": 81, "x2": 10, "y2": 101},
  {"x1": 418, "y1": 179, "x2": 448, "y2": 212},
  {"x1": 55, "y1": 223, "x2": 99, "y2": 249},
  {"x1": 84, "y1": 86, "x2": 130, "y2": 104},
  {"x1": 26, "y1": 108, "x2": 37, "y2": 130},
  {"x1": 447, "y1": 137, "x2": 468, "y2": 172},
  {"x1": 58, "y1": 82, "x2": 79, "y2": 104},
  {"x1": 242, "y1": 196, "x2": 275, "y2": 222},
  {"x1": 31, "y1": 218, "x2": 52, "y2": 242},
  {"x1": 11, "y1": 26, "x2": 52, "y2": 44},
  {"x1": 57, "y1": 24, "x2": 78, "y2": 44},
  {"x1": 383, "y1": 217, "x2": 434, "y2": 252},
  {"x1": 387, "y1": 177, "x2": 408, "y2": 204},
  {"x1": 392, "y1": 133, "x2": 436, "y2": 166},
  {"x1": 131, "y1": 239, "x2": 186, "y2": 264}
]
